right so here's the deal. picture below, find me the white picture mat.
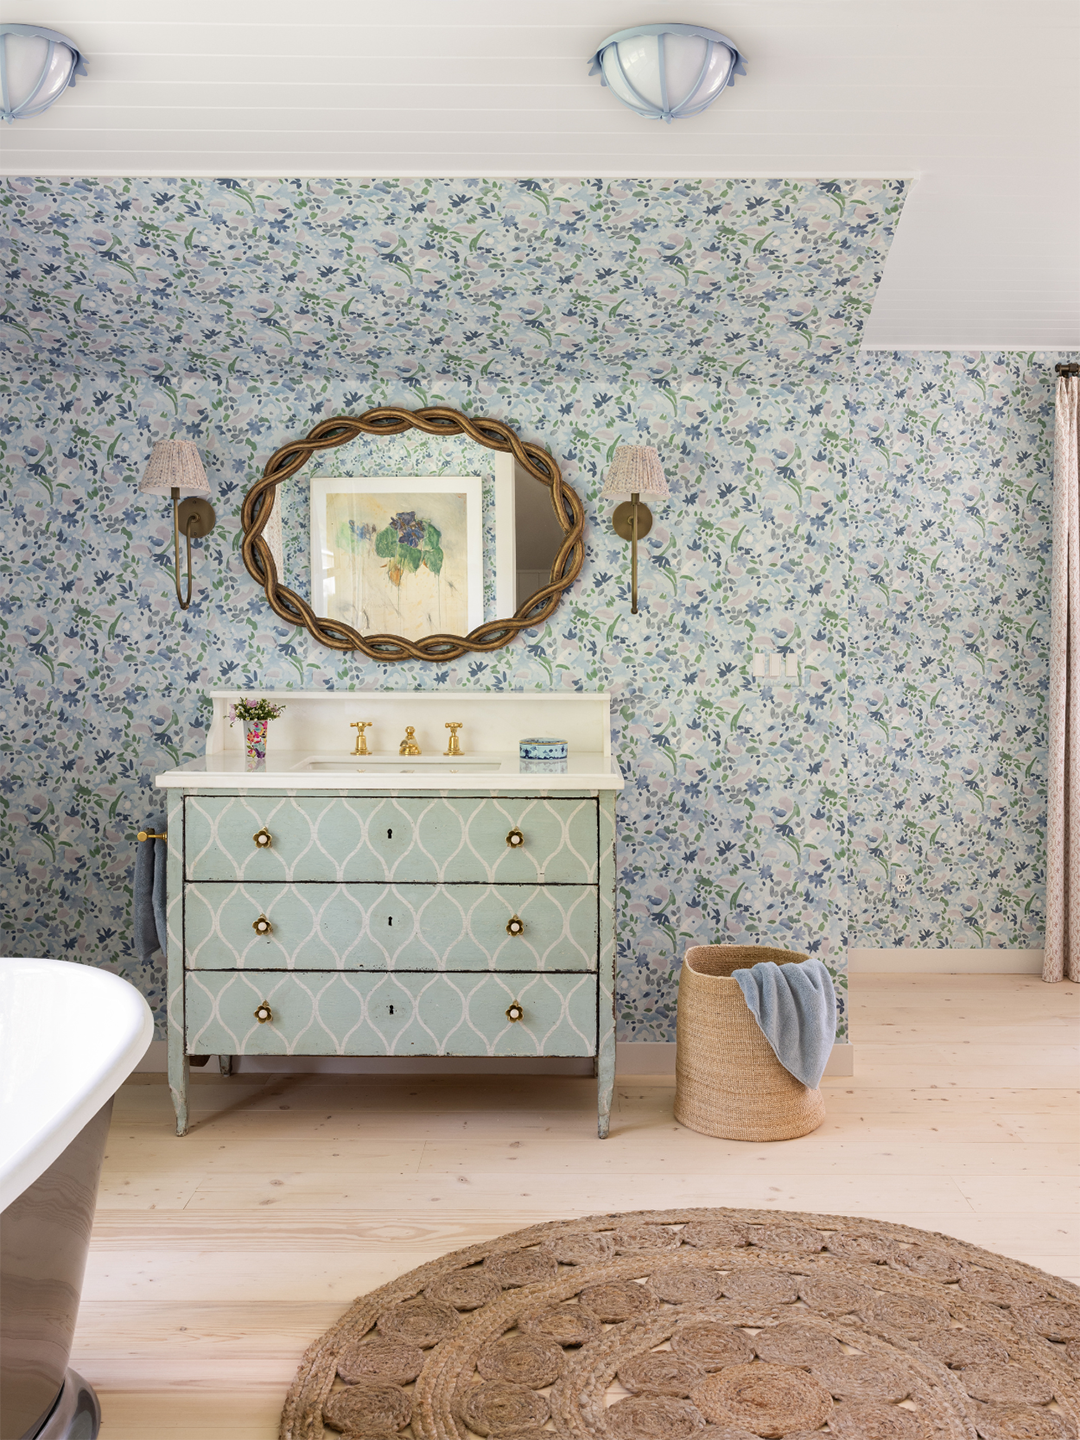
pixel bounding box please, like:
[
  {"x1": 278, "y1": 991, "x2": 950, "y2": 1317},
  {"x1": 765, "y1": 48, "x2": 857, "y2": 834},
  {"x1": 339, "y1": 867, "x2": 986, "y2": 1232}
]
[{"x1": 310, "y1": 474, "x2": 484, "y2": 637}]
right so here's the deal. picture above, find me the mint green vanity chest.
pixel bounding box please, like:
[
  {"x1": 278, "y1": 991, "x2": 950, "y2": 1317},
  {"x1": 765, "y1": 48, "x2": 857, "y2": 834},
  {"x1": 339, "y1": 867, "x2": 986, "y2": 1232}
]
[
  {"x1": 158, "y1": 691, "x2": 623, "y2": 1139},
  {"x1": 164, "y1": 784, "x2": 618, "y2": 1136}
]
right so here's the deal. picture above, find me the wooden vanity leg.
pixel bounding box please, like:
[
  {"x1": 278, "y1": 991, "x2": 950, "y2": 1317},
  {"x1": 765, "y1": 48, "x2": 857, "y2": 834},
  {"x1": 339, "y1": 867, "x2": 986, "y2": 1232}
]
[
  {"x1": 597, "y1": 789, "x2": 617, "y2": 1139},
  {"x1": 168, "y1": 1043, "x2": 189, "y2": 1137},
  {"x1": 597, "y1": 1038, "x2": 614, "y2": 1139},
  {"x1": 165, "y1": 790, "x2": 189, "y2": 1135}
]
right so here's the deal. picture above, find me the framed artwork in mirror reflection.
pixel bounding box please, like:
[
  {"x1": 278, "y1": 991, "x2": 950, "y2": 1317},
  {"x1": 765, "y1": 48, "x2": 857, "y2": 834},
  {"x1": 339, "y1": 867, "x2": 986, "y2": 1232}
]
[{"x1": 310, "y1": 475, "x2": 483, "y2": 642}]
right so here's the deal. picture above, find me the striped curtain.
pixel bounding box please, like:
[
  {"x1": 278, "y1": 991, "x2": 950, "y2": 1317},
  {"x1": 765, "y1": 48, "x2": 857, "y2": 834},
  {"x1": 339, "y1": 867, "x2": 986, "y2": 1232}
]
[{"x1": 1045, "y1": 369, "x2": 1080, "y2": 982}]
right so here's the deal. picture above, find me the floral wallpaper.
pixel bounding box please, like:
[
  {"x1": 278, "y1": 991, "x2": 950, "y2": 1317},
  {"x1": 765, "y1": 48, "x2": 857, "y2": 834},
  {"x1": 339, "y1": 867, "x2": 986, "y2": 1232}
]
[
  {"x1": 2, "y1": 176, "x2": 1071, "y2": 1045},
  {"x1": 847, "y1": 352, "x2": 1070, "y2": 950},
  {"x1": 2, "y1": 176, "x2": 903, "y2": 383}
]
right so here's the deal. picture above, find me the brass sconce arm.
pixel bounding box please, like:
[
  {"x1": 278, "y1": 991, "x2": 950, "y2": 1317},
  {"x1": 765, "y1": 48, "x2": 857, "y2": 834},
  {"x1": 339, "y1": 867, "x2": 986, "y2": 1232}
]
[
  {"x1": 611, "y1": 491, "x2": 655, "y2": 615},
  {"x1": 172, "y1": 488, "x2": 216, "y2": 611}
]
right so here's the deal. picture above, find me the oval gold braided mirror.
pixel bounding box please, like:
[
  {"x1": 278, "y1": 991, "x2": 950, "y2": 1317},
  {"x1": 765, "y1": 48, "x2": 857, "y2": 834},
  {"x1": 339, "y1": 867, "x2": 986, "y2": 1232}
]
[{"x1": 240, "y1": 406, "x2": 584, "y2": 662}]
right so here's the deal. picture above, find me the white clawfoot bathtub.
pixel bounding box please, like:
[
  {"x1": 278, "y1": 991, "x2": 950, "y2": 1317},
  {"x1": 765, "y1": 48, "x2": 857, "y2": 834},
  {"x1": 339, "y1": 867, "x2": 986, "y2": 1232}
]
[{"x1": 0, "y1": 958, "x2": 153, "y2": 1440}]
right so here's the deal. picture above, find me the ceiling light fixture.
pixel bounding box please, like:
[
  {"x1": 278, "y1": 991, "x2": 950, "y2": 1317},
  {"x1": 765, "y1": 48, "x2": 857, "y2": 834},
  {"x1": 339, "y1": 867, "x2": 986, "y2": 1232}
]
[
  {"x1": 588, "y1": 22, "x2": 745, "y2": 122},
  {"x1": 0, "y1": 23, "x2": 86, "y2": 122}
]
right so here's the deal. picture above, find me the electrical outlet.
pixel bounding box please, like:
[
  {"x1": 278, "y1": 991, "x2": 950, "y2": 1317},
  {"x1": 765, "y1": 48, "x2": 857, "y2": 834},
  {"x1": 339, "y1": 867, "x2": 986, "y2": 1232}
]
[
  {"x1": 752, "y1": 649, "x2": 805, "y2": 680},
  {"x1": 893, "y1": 872, "x2": 910, "y2": 895}
]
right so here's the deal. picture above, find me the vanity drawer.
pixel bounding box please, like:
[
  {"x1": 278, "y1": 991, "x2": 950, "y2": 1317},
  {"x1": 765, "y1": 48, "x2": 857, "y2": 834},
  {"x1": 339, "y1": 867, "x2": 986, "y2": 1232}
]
[
  {"x1": 183, "y1": 881, "x2": 598, "y2": 972},
  {"x1": 184, "y1": 795, "x2": 598, "y2": 884},
  {"x1": 185, "y1": 970, "x2": 597, "y2": 1057}
]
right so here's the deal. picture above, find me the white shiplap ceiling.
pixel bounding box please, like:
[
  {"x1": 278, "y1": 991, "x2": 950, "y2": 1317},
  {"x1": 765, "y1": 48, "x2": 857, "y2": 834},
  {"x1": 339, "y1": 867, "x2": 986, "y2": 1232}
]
[{"x1": 2, "y1": 0, "x2": 1078, "y2": 350}]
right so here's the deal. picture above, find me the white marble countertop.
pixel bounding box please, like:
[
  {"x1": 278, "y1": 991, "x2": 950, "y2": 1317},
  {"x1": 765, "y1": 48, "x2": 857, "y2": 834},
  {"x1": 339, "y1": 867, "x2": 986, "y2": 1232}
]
[{"x1": 155, "y1": 750, "x2": 625, "y2": 791}]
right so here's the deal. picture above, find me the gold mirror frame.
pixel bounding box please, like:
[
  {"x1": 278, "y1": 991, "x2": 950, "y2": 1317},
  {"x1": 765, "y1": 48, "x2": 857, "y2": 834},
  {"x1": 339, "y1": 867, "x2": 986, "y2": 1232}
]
[{"x1": 240, "y1": 406, "x2": 584, "y2": 662}]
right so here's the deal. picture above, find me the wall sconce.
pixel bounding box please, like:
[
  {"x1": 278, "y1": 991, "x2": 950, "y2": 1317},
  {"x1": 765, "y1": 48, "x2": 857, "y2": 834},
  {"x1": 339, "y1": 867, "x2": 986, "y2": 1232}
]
[
  {"x1": 601, "y1": 445, "x2": 668, "y2": 614},
  {"x1": 0, "y1": 24, "x2": 86, "y2": 122},
  {"x1": 588, "y1": 23, "x2": 745, "y2": 122},
  {"x1": 139, "y1": 440, "x2": 216, "y2": 611}
]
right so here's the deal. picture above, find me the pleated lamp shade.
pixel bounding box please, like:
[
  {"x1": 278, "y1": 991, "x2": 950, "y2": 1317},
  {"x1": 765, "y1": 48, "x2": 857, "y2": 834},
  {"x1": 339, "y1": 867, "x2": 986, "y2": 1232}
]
[
  {"x1": 600, "y1": 445, "x2": 668, "y2": 497},
  {"x1": 139, "y1": 439, "x2": 211, "y2": 497}
]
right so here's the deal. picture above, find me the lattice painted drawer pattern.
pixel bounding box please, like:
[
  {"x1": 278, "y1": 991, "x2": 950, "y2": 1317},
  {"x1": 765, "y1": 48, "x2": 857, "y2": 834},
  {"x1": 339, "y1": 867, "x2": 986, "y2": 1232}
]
[
  {"x1": 184, "y1": 795, "x2": 598, "y2": 884},
  {"x1": 167, "y1": 784, "x2": 618, "y2": 1139},
  {"x1": 184, "y1": 881, "x2": 598, "y2": 971},
  {"x1": 185, "y1": 970, "x2": 597, "y2": 1057}
]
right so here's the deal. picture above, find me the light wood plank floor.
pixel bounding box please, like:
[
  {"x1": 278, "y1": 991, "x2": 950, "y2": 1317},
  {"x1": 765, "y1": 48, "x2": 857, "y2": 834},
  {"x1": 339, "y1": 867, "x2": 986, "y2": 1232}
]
[{"x1": 77, "y1": 973, "x2": 1079, "y2": 1439}]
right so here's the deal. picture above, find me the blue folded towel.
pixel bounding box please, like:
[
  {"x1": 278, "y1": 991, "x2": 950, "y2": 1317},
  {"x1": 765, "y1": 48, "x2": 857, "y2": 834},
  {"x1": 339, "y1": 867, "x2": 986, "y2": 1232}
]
[
  {"x1": 733, "y1": 958, "x2": 836, "y2": 1089},
  {"x1": 134, "y1": 829, "x2": 168, "y2": 961}
]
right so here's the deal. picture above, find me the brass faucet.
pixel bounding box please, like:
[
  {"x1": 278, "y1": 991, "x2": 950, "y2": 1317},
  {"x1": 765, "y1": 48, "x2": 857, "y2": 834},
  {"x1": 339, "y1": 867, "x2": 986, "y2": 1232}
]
[
  {"x1": 444, "y1": 722, "x2": 464, "y2": 757},
  {"x1": 350, "y1": 721, "x2": 373, "y2": 756},
  {"x1": 399, "y1": 726, "x2": 421, "y2": 756}
]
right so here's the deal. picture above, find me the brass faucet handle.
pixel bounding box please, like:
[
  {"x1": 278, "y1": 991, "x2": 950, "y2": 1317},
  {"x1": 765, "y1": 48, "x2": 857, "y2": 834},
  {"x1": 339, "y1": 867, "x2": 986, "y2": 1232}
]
[
  {"x1": 350, "y1": 720, "x2": 373, "y2": 756},
  {"x1": 444, "y1": 722, "x2": 464, "y2": 757},
  {"x1": 399, "y1": 726, "x2": 422, "y2": 756}
]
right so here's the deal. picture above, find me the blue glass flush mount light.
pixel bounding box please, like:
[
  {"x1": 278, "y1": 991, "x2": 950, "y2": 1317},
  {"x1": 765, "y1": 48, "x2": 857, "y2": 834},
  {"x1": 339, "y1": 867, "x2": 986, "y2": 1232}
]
[
  {"x1": 588, "y1": 23, "x2": 746, "y2": 122},
  {"x1": 0, "y1": 24, "x2": 86, "y2": 122}
]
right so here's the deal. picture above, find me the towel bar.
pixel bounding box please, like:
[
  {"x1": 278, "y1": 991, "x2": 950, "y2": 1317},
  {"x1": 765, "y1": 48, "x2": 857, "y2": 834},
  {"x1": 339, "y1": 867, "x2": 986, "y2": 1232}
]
[{"x1": 136, "y1": 830, "x2": 167, "y2": 842}]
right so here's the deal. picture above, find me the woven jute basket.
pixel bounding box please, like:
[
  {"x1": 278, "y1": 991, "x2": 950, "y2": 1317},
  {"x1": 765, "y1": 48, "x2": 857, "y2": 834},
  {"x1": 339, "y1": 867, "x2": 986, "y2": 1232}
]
[{"x1": 674, "y1": 945, "x2": 827, "y2": 1142}]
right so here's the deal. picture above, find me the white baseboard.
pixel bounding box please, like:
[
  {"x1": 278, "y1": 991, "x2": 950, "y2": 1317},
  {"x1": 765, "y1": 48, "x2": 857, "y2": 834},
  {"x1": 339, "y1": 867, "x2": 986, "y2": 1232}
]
[
  {"x1": 134, "y1": 1040, "x2": 168, "y2": 1071},
  {"x1": 615, "y1": 1041, "x2": 854, "y2": 1078},
  {"x1": 134, "y1": 1039, "x2": 855, "y2": 1078},
  {"x1": 848, "y1": 947, "x2": 1044, "y2": 974}
]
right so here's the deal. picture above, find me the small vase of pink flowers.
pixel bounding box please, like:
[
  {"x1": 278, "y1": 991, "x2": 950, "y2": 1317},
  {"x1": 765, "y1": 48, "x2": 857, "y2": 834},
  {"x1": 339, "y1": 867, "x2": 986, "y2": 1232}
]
[{"x1": 229, "y1": 697, "x2": 286, "y2": 771}]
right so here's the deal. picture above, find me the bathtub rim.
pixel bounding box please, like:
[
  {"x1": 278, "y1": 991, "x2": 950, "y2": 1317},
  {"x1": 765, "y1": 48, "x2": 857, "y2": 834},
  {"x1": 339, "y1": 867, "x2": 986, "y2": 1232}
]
[{"x1": 0, "y1": 957, "x2": 154, "y2": 1210}]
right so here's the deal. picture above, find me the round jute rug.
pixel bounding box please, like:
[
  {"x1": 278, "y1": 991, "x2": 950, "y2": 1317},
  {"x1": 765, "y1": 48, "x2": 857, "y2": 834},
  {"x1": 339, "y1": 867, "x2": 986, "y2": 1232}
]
[{"x1": 279, "y1": 1207, "x2": 1080, "y2": 1440}]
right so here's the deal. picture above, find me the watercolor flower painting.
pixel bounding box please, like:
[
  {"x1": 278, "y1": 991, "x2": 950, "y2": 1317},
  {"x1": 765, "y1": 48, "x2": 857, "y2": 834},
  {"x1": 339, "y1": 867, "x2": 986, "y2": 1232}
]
[{"x1": 310, "y1": 476, "x2": 483, "y2": 640}]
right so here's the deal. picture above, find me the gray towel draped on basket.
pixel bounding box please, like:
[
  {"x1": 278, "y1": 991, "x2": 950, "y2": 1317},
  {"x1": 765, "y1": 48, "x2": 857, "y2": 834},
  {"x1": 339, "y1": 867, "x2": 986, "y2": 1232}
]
[
  {"x1": 733, "y1": 957, "x2": 836, "y2": 1089},
  {"x1": 134, "y1": 828, "x2": 168, "y2": 961}
]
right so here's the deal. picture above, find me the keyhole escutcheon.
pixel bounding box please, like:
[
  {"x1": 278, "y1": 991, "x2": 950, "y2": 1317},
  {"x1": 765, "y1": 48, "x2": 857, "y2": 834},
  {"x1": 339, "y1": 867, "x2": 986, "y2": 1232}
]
[{"x1": 387, "y1": 828, "x2": 393, "y2": 840}]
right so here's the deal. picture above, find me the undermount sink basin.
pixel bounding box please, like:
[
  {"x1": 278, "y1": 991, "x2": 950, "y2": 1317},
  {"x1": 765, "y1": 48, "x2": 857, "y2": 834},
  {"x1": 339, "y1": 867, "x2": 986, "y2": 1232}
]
[{"x1": 292, "y1": 757, "x2": 501, "y2": 774}]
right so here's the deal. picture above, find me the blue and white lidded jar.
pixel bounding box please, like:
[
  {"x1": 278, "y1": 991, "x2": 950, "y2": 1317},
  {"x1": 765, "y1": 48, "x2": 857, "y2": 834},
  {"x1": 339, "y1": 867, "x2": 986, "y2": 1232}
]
[
  {"x1": 519, "y1": 737, "x2": 569, "y2": 774},
  {"x1": 519, "y1": 737, "x2": 569, "y2": 761}
]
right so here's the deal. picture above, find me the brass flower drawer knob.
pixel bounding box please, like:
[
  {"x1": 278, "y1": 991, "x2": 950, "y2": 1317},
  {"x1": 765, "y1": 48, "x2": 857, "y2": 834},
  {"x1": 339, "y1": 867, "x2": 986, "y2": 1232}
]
[
  {"x1": 506, "y1": 828, "x2": 525, "y2": 849},
  {"x1": 253, "y1": 1001, "x2": 273, "y2": 1024},
  {"x1": 253, "y1": 828, "x2": 273, "y2": 849},
  {"x1": 505, "y1": 914, "x2": 525, "y2": 937},
  {"x1": 252, "y1": 914, "x2": 273, "y2": 936},
  {"x1": 505, "y1": 1002, "x2": 524, "y2": 1023}
]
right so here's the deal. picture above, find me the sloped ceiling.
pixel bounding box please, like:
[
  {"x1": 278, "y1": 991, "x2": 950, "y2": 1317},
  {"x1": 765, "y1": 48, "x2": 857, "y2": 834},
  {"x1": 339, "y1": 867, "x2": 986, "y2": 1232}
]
[
  {"x1": 2, "y1": 0, "x2": 1078, "y2": 350},
  {"x1": 0, "y1": 177, "x2": 907, "y2": 381}
]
